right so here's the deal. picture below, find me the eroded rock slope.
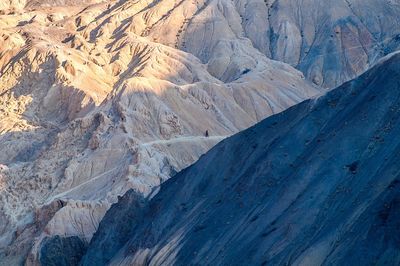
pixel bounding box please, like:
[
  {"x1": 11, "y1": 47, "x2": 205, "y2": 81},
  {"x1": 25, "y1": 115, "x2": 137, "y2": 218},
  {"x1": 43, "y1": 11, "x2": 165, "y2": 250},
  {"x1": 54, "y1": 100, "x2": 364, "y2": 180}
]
[
  {"x1": 0, "y1": 0, "x2": 319, "y2": 264},
  {"x1": 1, "y1": 0, "x2": 400, "y2": 264},
  {"x1": 82, "y1": 52, "x2": 400, "y2": 265}
]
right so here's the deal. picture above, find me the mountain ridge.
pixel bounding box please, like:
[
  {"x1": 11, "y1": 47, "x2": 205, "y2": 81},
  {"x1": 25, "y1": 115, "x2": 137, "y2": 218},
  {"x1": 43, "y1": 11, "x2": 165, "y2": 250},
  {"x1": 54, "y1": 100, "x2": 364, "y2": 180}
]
[
  {"x1": 0, "y1": 0, "x2": 320, "y2": 263},
  {"x1": 0, "y1": 0, "x2": 400, "y2": 264},
  {"x1": 80, "y1": 51, "x2": 400, "y2": 265}
]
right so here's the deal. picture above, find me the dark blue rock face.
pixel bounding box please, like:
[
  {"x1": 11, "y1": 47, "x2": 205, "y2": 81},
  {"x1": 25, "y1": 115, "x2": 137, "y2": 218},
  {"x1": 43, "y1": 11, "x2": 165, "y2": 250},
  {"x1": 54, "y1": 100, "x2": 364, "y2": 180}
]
[
  {"x1": 40, "y1": 236, "x2": 87, "y2": 266},
  {"x1": 81, "y1": 53, "x2": 400, "y2": 265},
  {"x1": 79, "y1": 191, "x2": 147, "y2": 265}
]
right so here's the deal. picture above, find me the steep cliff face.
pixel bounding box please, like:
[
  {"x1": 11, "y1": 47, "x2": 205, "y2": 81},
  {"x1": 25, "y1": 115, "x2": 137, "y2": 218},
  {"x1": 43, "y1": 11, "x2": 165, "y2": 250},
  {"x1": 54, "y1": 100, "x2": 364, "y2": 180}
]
[{"x1": 82, "y1": 52, "x2": 400, "y2": 265}]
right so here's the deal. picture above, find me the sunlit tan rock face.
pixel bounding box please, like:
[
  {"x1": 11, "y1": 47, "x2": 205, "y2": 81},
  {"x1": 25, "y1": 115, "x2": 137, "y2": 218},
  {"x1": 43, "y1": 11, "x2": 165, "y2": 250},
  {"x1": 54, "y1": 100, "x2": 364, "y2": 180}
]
[
  {"x1": 0, "y1": 1, "x2": 321, "y2": 264},
  {"x1": 87, "y1": 0, "x2": 400, "y2": 88}
]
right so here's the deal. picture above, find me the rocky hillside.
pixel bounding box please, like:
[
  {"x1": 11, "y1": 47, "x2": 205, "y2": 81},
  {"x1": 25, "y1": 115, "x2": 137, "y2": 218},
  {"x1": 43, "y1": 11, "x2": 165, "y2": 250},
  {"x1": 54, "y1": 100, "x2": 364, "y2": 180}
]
[
  {"x1": 0, "y1": 0, "x2": 399, "y2": 264},
  {"x1": 81, "y1": 52, "x2": 400, "y2": 265},
  {"x1": 0, "y1": 0, "x2": 319, "y2": 264},
  {"x1": 74, "y1": 0, "x2": 400, "y2": 88},
  {"x1": 263, "y1": 0, "x2": 400, "y2": 87}
]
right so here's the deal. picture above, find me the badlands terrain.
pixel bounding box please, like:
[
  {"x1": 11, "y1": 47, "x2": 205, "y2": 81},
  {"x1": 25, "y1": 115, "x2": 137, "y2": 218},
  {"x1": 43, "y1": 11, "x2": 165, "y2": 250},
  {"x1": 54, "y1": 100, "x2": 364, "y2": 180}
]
[
  {"x1": 0, "y1": 0, "x2": 399, "y2": 265},
  {"x1": 81, "y1": 52, "x2": 400, "y2": 266}
]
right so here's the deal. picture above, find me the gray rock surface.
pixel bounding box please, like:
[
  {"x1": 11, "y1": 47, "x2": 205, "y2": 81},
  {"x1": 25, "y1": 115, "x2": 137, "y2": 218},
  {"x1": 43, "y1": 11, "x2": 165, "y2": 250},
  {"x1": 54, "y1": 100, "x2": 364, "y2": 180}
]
[
  {"x1": 178, "y1": 0, "x2": 400, "y2": 88},
  {"x1": 81, "y1": 52, "x2": 400, "y2": 265},
  {"x1": 265, "y1": 0, "x2": 400, "y2": 88}
]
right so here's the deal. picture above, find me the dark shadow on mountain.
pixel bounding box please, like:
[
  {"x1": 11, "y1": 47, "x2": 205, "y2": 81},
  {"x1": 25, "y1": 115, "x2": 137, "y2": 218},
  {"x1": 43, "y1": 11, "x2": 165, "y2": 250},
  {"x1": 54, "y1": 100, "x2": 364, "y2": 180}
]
[{"x1": 80, "y1": 53, "x2": 400, "y2": 265}]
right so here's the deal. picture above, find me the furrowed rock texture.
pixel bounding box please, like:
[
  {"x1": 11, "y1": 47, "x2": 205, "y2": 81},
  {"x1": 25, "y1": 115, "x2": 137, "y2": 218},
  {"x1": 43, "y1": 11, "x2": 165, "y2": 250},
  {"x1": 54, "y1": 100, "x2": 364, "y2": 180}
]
[
  {"x1": 82, "y1": 0, "x2": 400, "y2": 88},
  {"x1": 0, "y1": 0, "x2": 320, "y2": 264},
  {"x1": 144, "y1": 0, "x2": 400, "y2": 88},
  {"x1": 81, "y1": 53, "x2": 400, "y2": 265},
  {"x1": 265, "y1": 0, "x2": 400, "y2": 88},
  {"x1": 1, "y1": 0, "x2": 400, "y2": 264}
]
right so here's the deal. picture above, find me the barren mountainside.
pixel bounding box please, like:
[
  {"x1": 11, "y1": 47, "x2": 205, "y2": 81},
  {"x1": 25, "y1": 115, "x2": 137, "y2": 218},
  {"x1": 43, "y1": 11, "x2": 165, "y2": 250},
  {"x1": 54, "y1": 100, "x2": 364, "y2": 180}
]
[
  {"x1": 81, "y1": 52, "x2": 400, "y2": 266},
  {"x1": 0, "y1": 0, "x2": 319, "y2": 264},
  {"x1": 0, "y1": 0, "x2": 399, "y2": 265}
]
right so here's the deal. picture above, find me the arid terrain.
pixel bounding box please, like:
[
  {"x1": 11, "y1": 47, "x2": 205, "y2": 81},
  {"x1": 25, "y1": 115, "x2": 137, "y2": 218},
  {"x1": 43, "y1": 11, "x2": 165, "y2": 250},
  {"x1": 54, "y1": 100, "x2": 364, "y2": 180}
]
[
  {"x1": 0, "y1": 0, "x2": 399, "y2": 265},
  {"x1": 82, "y1": 52, "x2": 400, "y2": 266}
]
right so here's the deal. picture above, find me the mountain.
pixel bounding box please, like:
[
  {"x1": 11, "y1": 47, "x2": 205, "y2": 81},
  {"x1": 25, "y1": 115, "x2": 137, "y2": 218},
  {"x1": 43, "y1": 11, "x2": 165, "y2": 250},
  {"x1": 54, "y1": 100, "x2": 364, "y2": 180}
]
[
  {"x1": 74, "y1": 0, "x2": 400, "y2": 88},
  {"x1": 262, "y1": 0, "x2": 400, "y2": 87},
  {"x1": 80, "y1": 52, "x2": 400, "y2": 265},
  {"x1": 0, "y1": 0, "x2": 319, "y2": 264},
  {"x1": 1, "y1": 0, "x2": 400, "y2": 264}
]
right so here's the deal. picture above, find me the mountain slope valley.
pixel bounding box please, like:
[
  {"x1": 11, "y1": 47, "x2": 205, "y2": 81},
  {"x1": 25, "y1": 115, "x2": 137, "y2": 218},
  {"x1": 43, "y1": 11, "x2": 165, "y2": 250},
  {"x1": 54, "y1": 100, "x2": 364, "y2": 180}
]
[
  {"x1": 82, "y1": 51, "x2": 400, "y2": 266},
  {"x1": 0, "y1": 0, "x2": 399, "y2": 265}
]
